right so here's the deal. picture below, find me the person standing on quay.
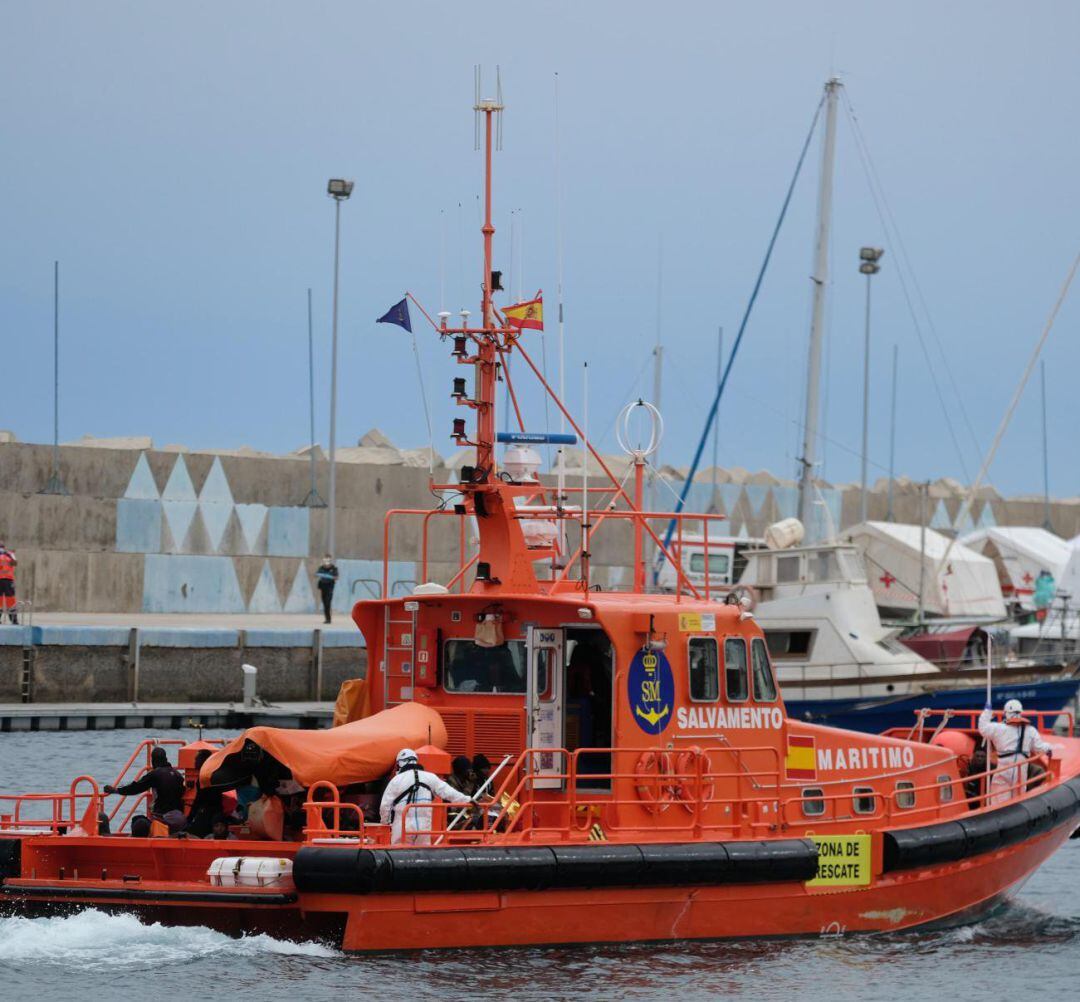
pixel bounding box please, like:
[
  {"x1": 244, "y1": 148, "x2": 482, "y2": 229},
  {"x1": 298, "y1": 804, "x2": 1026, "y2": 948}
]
[
  {"x1": 0, "y1": 542, "x2": 17, "y2": 625},
  {"x1": 316, "y1": 554, "x2": 339, "y2": 624}
]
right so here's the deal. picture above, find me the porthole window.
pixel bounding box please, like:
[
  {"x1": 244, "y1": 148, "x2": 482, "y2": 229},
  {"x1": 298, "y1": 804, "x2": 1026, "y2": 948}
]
[
  {"x1": 852, "y1": 786, "x2": 876, "y2": 815},
  {"x1": 937, "y1": 775, "x2": 954, "y2": 804},
  {"x1": 896, "y1": 780, "x2": 916, "y2": 809},
  {"x1": 801, "y1": 788, "x2": 825, "y2": 817}
]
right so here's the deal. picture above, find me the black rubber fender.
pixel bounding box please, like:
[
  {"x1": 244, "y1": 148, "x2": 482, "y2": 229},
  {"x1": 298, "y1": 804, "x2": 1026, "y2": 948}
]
[
  {"x1": 638, "y1": 841, "x2": 732, "y2": 885},
  {"x1": 293, "y1": 839, "x2": 820, "y2": 895},
  {"x1": 723, "y1": 839, "x2": 819, "y2": 883},
  {"x1": 883, "y1": 775, "x2": 1080, "y2": 873},
  {"x1": 550, "y1": 843, "x2": 645, "y2": 888},
  {"x1": 883, "y1": 820, "x2": 967, "y2": 871},
  {"x1": 383, "y1": 848, "x2": 470, "y2": 893},
  {"x1": 464, "y1": 845, "x2": 556, "y2": 892}
]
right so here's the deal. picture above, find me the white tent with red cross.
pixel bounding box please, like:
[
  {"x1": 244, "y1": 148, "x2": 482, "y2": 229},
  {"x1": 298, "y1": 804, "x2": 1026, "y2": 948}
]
[
  {"x1": 959, "y1": 526, "x2": 1071, "y2": 613},
  {"x1": 845, "y1": 521, "x2": 1006, "y2": 620}
]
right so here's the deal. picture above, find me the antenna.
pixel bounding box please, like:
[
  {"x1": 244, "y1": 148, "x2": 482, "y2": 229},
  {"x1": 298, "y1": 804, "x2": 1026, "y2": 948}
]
[
  {"x1": 474, "y1": 65, "x2": 481, "y2": 151},
  {"x1": 496, "y1": 66, "x2": 504, "y2": 150},
  {"x1": 473, "y1": 65, "x2": 504, "y2": 153}
]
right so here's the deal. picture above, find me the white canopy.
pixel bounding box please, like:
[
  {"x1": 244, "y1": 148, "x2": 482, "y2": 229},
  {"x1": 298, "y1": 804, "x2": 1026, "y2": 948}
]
[
  {"x1": 959, "y1": 526, "x2": 1071, "y2": 611},
  {"x1": 845, "y1": 521, "x2": 1005, "y2": 619}
]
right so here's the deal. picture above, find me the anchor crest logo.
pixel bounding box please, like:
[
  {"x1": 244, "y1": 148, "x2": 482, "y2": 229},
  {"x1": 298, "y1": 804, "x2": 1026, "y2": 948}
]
[{"x1": 628, "y1": 648, "x2": 675, "y2": 735}]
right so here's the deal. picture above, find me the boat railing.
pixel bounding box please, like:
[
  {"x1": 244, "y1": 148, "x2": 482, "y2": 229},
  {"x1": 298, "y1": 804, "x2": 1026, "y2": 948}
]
[
  {"x1": 884, "y1": 707, "x2": 1075, "y2": 743},
  {"x1": 301, "y1": 780, "x2": 391, "y2": 844},
  {"x1": 391, "y1": 744, "x2": 784, "y2": 843},
  {"x1": 778, "y1": 748, "x2": 1056, "y2": 831},
  {"x1": 382, "y1": 503, "x2": 730, "y2": 600},
  {"x1": 0, "y1": 775, "x2": 102, "y2": 835}
]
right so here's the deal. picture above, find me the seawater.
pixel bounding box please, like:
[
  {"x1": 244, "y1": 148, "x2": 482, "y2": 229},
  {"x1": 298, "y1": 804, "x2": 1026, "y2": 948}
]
[{"x1": 1, "y1": 728, "x2": 1079, "y2": 1001}]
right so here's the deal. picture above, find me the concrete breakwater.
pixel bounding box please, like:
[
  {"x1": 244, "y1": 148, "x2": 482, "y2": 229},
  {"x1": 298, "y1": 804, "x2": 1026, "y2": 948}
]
[{"x1": 7, "y1": 437, "x2": 1078, "y2": 617}]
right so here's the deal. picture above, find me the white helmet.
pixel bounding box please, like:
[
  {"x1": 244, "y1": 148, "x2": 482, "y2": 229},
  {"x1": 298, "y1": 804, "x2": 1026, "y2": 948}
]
[
  {"x1": 396, "y1": 747, "x2": 419, "y2": 769},
  {"x1": 1003, "y1": 699, "x2": 1024, "y2": 720}
]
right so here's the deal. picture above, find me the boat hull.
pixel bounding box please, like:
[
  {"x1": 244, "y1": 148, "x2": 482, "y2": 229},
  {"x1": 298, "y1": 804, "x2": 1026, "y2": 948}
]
[{"x1": 785, "y1": 678, "x2": 1080, "y2": 733}]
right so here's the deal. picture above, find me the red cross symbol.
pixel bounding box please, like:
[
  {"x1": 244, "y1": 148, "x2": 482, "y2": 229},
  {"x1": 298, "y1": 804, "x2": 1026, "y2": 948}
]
[
  {"x1": 879, "y1": 572, "x2": 896, "y2": 589},
  {"x1": 1022, "y1": 572, "x2": 1034, "y2": 585}
]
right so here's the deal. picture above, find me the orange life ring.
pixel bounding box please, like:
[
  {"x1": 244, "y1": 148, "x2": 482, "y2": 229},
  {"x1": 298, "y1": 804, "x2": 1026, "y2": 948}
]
[
  {"x1": 634, "y1": 750, "x2": 674, "y2": 814},
  {"x1": 673, "y1": 747, "x2": 715, "y2": 813}
]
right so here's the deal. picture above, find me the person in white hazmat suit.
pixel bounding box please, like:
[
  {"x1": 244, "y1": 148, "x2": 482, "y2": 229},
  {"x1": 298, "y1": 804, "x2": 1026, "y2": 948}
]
[
  {"x1": 379, "y1": 748, "x2": 474, "y2": 845},
  {"x1": 978, "y1": 699, "x2": 1053, "y2": 806}
]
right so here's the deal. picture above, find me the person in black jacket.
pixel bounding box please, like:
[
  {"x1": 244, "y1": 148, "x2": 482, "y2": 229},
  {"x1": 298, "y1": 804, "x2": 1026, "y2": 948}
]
[
  {"x1": 185, "y1": 749, "x2": 224, "y2": 837},
  {"x1": 315, "y1": 555, "x2": 339, "y2": 624},
  {"x1": 104, "y1": 747, "x2": 185, "y2": 826}
]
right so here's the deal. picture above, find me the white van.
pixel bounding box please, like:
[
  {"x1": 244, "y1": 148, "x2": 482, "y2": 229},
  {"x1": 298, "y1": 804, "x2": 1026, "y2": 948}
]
[{"x1": 655, "y1": 535, "x2": 762, "y2": 595}]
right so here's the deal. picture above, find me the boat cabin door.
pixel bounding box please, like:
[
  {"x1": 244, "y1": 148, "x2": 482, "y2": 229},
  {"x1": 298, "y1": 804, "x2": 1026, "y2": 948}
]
[{"x1": 526, "y1": 626, "x2": 565, "y2": 790}]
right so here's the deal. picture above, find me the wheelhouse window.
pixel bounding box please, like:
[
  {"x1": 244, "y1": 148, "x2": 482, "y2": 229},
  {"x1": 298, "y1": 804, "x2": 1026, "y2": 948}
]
[
  {"x1": 750, "y1": 638, "x2": 777, "y2": 701},
  {"x1": 688, "y1": 637, "x2": 720, "y2": 702},
  {"x1": 444, "y1": 639, "x2": 528, "y2": 693},
  {"x1": 801, "y1": 788, "x2": 825, "y2": 816},
  {"x1": 689, "y1": 552, "x2": 730, "y2": 576},
  {"x1": 724, "y1": 638, "x2": 749, "y2": 702},
  {"x1": 852, "y1": 786, "x2": 876, "y2": 815},
  {"x1": 895, "y1": 780, "x2": 916, "y2": 809}
]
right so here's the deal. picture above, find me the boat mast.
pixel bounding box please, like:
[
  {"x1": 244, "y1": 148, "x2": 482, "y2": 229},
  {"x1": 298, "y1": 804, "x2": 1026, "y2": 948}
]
[{"x1": 797, "y1": 78, "x2": 841, "y2": 533}]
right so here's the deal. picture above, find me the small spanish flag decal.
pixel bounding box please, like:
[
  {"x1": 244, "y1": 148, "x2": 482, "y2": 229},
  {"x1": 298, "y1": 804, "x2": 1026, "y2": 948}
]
[{"x1": 785, "y1": 735, "x2": 817, "y2": 781}]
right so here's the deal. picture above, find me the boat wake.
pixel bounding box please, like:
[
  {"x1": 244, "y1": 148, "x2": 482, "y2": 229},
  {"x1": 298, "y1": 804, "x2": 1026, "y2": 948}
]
[{"x1": 0, "y1": 910, "x2": 339, "y2": 971}]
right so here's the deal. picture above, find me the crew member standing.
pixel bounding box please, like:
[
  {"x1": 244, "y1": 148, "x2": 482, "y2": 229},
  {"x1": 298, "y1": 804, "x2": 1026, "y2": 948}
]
[
  {"x1": 0, "y1": 542, "x2": 17, "y2": 625},
  {"x1": 315, "y1": 554, "x2": 339, "y2": 624},
  {"x1": 979, "y1": 699, "x2": 1053, "y2": 805},
  {"x1": 379, "y1": 748, "x2": 473, "y2": 845}
]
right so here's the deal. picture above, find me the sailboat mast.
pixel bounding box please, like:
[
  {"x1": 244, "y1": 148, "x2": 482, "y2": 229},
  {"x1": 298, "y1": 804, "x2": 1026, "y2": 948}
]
[{"x1": 797, "y1": 78, "x2": 841, "y2": 531}]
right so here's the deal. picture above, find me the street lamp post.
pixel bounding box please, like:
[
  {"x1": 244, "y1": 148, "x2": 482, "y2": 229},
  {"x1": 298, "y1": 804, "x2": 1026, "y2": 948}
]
[
  {"x1": 326, "y1": 178, "x2": 354, "y2": 559},
  {"x1": 858, "y1": 246, "x2": 884, "y2": 524}
]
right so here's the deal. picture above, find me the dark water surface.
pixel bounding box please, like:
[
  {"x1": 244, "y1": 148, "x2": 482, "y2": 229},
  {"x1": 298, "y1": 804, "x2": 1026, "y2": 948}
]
[{"x1": 1, "y1": 728, "x2": 1079, "y2": 1001}]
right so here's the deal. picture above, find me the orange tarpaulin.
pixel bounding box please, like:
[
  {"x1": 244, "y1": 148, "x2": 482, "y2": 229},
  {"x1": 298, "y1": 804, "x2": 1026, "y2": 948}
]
[
  {"x1": 199, "y1": 702, "x2": 448, "y2": 789},
  {"x1": 333, "y1": 678, "x2": 372, "y2": 727}
]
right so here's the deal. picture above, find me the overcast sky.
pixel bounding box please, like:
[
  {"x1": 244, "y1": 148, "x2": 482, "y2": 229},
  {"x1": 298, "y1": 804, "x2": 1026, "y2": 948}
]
[{"x1": 3, "y1": 1, "x2": 1078, "y2": 496}]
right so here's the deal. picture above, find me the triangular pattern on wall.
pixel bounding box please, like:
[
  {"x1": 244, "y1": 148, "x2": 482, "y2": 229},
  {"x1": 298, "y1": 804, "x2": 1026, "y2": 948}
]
[
  {"x1": 235, "y1": 504, "x2": 269, "y2": 554},
  {"x1": 283, "y1": 561, "x2": 317, "y2": 613},
  {"x1": 162, "y1": 500, "x2": 198, "y2": 550},
  {"x1": 162, "y1": 455, "x2": 197, "y2": 501},
  {"x1": 123, "y1": 453, "x2": 160, "y2": 500},
  {"x1": 198, "y1": 457, "x2": 235, "y2": 552},
  {"x1": 247, "y1": 560, "x2": 283, "y2": 613}
]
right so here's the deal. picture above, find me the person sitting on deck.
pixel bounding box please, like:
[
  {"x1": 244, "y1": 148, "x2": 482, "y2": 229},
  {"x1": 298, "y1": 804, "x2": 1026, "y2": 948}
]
[
  {"x1": 447, "y1": 756, "x2": 477, "y2": 797},
  {"x1": 130, "y1": 815, "x2": 152, "y2": 838},
  {"x1": 979, "y1": 699, "x2": 1054, "y2": 806},
  {"x1": 185, "y1": 749, "x2": 224, "y2": 838},
  {"x1": 379, "y1": 748, "x2": 473, "y2": 846},
  {"x1": 204, "y1": 814, "x2": 238, "y2": 840},
  {"x1": 104, "y1": 747, "x2": 186, "y2": 831}
]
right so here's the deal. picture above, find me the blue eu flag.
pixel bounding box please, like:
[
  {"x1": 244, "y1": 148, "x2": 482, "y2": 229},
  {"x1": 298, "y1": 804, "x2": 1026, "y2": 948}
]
[{"x1": 376, "y1": 298, "x2": 412, "y2": 333}]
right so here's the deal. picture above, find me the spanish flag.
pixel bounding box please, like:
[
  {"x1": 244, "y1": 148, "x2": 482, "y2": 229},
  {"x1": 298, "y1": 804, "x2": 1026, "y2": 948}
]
[{"x1": 502, "y1": 292, "x2": 543, "y2": 331}]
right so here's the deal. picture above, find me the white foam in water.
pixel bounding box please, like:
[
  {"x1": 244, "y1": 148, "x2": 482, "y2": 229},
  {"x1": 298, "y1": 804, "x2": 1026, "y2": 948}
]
[{"x1": 0, "y1": 910, "x2": 338, "y2": 970}]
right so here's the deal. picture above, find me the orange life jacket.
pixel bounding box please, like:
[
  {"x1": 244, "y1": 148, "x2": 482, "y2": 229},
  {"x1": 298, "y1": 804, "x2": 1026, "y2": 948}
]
[{"x1": 0, "y1": 553, "x2": 14, "y2": 580}]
